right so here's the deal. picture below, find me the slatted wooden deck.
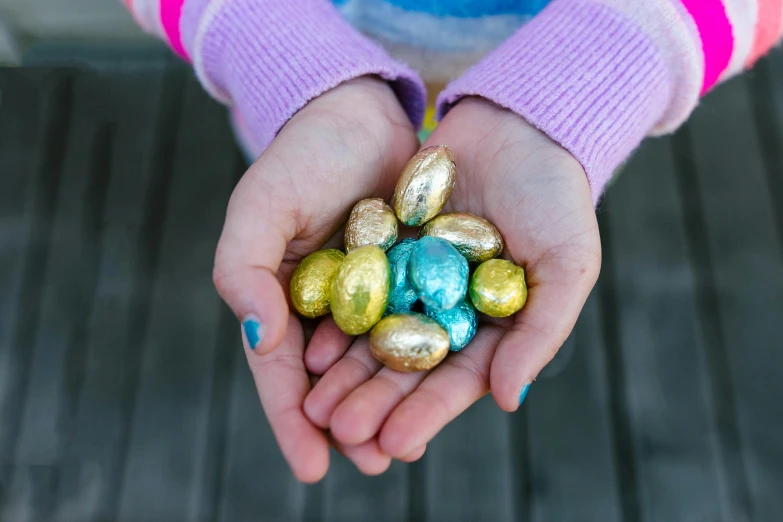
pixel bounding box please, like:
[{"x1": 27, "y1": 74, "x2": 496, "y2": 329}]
[{"x1": 1, "y1": 44, "x2": 782, "y2": 522}]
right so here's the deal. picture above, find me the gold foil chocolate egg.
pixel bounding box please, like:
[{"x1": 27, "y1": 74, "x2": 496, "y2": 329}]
[
  {"x1": 330, "y1": 245, "x2": 391, "y2": 335},
  {"x1": 393, "y1": 145, "x2": 456, "y2": 226},
  {"x1": 419, "y1": 212, "x2": 503, "y2": 263},
  {"x1": 344, "y1": 198, "x2": 398, "y2": 253},
  {"x1": 469, "y1": 259, "x2": 528, "y2": 318},
  {"x1": 369, "y1": 313, "x2": 450, "y2": 372},
  {"x1": 290, "y1": 249, "x2": 345, "y2": 318}
]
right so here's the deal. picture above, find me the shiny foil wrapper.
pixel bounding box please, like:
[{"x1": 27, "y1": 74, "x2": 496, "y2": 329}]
[
  {"x1": 393, "y1": 145, "x2": 456, "y2": 226},
  {"x1": 419, "y1": 212, "x2": 503, "y2": 263},
  {"x1": 344, "y1": 198, "x2": 398, "y2": 253},
  {"x1": 408, "y1": 236, "x2": 469, "y2": 312},
  {"x1": 425, "y1": 299, "x2": 477, "y2": 351},
  {"x1": 330, "y1": 245, "x2": 390, "y2": 335},
  {"x1": 386, "y1": 238, "x2": 418, "y2": 314},
  {"x1": 469, "y1": 259, "x2": 527, "y2": 318},
  {"x1": 290, "y1": 249, "x2": 345, "y2": 318},
  {"x1": 370, "y1": 312, "x2": 450, "y2": 372}
]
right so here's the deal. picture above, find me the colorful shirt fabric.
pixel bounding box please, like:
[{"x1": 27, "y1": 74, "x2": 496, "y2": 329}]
[
  {"x1": 125, "y1": 0, "x2": 783, "y2": 203},
  {"x1": 333, "y1": 0, "x2": 550, "y2": 82}
]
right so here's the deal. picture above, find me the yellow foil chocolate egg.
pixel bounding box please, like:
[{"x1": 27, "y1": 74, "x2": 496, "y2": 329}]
[
  {"x1": 290, "y1": 249, "x2": 346, "y2": 318},
  {"x1": 393, "y1": 145, "x2": 456, "y2": 226},
  {"x1": 344, "y1": 198, "x2": 398, "y2": 253},
  {"x1": 330, "y1": 245, "x2": 391, "y2": 335},
  {"x1": 469, "y1": 259, "x2": 527, "y2": 318},
  {"x1": 369, "y1": 313, "x2": 450, "y2": 372},
  {"x1": 419, "y1": 212, "x2": 503, "y2": 263}
]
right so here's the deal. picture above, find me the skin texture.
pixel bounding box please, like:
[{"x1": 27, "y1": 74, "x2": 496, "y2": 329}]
[{"x1": 215, "y1": 76, "x2": 601, "y2": 481}]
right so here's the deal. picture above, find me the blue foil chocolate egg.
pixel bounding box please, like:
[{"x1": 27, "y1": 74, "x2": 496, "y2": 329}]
[
  {"x1": 408, "y1": 236, "x2": 469, "y2": 312},
  {"x1": 386, "y1": 239, "x2": 418, "y2": 314},
  {"x1": 425, "y1": 299, "x2": 477, "y2": 351}
]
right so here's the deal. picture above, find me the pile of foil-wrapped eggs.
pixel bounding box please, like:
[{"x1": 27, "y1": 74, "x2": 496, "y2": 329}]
[{"x1": 290, "y1": 146, "x2": 527, "y2": 372}]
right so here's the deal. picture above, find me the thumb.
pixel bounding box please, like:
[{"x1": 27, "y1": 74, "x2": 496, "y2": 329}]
[{"x1": 213, "y1": 159, "x2": 298, "y2": 355}]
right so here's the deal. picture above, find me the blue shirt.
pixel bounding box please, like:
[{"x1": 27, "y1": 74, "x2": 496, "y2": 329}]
[{"x1": 332, "y1": 0, "x2": 551, "y2": 82}]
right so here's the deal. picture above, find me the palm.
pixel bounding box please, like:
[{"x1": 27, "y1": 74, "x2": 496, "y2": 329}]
[{"x1": 303, "y1": 98, "x2": 600, "y2": 462}]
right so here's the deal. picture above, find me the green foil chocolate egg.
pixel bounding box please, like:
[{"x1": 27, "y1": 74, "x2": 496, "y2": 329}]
[
  {"x1": 469, "y1": 259, "x2": 527, "y2": 318},
  {"x1": 290, "y1": 249, "x2": 346, "y2": 318},
  {"x1": 330, "y1": 245, "x2": 391, "y2": 335}
]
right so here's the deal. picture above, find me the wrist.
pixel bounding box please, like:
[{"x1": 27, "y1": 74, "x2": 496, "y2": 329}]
[{"x1": 443, "y1": 97, "x2": 586, "y2": 187}]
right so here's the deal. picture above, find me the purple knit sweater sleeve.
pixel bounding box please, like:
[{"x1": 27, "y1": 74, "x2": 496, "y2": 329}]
[
  {"x1": 437, "y1": 0, "x2": 672, "y2": 204},
  {"x1": 178, "y1": 0, "x2": 426, "y2": 155}
]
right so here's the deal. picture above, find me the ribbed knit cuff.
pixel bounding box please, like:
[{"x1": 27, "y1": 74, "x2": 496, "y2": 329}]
[
  {"x1": 437, "y1": 0, "x2": 672, "y2": 204},
  {"x1": 190, "y1": 0, "x2": 426, "y2": 155}
]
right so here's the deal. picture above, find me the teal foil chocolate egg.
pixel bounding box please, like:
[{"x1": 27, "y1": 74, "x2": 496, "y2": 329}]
[
  {"x1": 425, "y1": 299, "x2": 477, "y2": 351},
  {"x1": 386, "y1": 239, "x2": 418, "y2": 314},
  {"x1": 408, "y1": 236, "x2": 468, "y2": 312}
]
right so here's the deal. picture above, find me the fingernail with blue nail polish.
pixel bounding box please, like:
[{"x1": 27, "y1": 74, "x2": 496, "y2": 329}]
[
  {"x1": 519, "y1": 383, "x2": 531, "y2": 406},
  {"x1": 242, "y1": 317, "x2": 263, "y2": 350}
]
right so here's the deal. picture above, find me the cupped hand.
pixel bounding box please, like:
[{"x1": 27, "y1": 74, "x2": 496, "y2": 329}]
[
  {"x1": 212, "y1": 77, "x2": 420, "y2": 482},
  {"x1": 303, "y1": 97, "x2": 601, "y2": 460}
]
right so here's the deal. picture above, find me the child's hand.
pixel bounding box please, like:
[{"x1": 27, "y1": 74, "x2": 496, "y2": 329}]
[
  {"x1": 303, "y1": 97, "x2": 601, "y2": 460},
  {"x1": 212, "y1": 76, "x2": 419, "y2": 482}
]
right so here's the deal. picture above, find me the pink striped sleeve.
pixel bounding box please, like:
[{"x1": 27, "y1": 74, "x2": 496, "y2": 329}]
[
  {"x1": 677, "y1": 0, "x2": 783, "y2": 86},
  {"x1": 159, "y1": 0, "x2": 190, "y2": 61},
  {"x1": 679, "y1": 0, "x2": 735, "y2": 94},
  {"x1": 124, "y1": 0, "x2": 166, "y2": 40},
  {"x1": 747, "y1": 0, "x2": 783, "y2": 66},
  {"x1": 126, "y1": 0, "x2": 190, "y2": 60},
  {"x1": 437, "y1": 0, "x2": 783, "y2": 203},
  {"x1": 121, "y1": 0, "x2": 427, "y2": 160}
]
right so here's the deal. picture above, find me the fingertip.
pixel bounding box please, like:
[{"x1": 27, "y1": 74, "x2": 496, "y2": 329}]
[
  {"x1": 490, "y1": 352, "x2": 534, "y2": 412},
  {"x1": 292, "y1": 447, "x2": 330, "y2": 484},
  {"x1": 399, "y1": 445, "x2": 427, "y2": 463},
  {"x1": 378, "y1": 405, "x2": 421, "y2": 459},
  {"x1": 358, "y1": 453, "x2": 392, "y2": 477},
  {"x1": 489, "y1": 331, "x2": 542, "y2": 412},
  {"x1": 336, "y1": 439, "x2": 392, "y2": 476},
  {"x1": 226, "y1": 267, "x2": 289, "y2": 356},
  {"x1": 489, "y1": 374, "x2": 524, "y2": 413},
  {"x1": 303, "y1": 347, "x2": 328, "y2": 375},
  {"x1": 287, "y1": 413, "x2": 331, "y2": 483},
  {"x1": 330, "y1": 400, "x2": 373, "y2": 446},
  {"x1": 378, "y1": 430, "x2": 407, "y2": 461}
]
